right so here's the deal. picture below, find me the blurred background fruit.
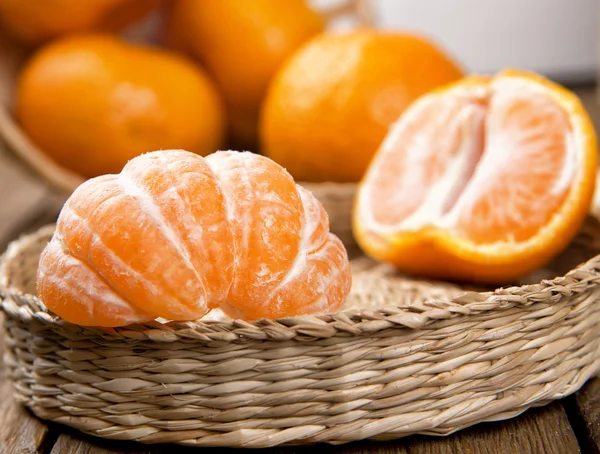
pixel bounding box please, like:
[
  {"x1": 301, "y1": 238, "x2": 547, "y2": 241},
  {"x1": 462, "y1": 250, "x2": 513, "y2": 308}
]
[
  {"x1": 0, "y1": 0, "x2": 597, "y2": 197},
  {"x1": 260, "y1": 29, "x2": 464, "y2": 183},
  {"x1": 0, "y1": 0, "x2": 160, "y2": 46},
  {"x1": 163, "y1": 0, "x2": 325, "y2": 151},
  {"x1": 16, "y1": 34, "x2": 224, "y2": 178}
]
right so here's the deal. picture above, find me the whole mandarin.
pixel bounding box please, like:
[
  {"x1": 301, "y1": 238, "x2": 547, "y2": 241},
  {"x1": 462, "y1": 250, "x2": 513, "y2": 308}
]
[
  {"x1": 163, "y1": 0, "x2": 325, "y2": 150},
  {"x1": 0, "y1": 0, "x2": 160, "y2": 45},
  {"x1": 261, "y1": 29, "x2": 464, "y2": 182},
  {"x1": 16, "y1": 34, "x2": 225, "y2": 178}
]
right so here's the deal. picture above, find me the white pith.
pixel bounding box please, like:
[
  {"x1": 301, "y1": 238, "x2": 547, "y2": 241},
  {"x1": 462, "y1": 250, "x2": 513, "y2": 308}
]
[
  {"x1": 359, "y1": 75, "x2": 581, "y2": 247},
  {"x1": 118, "y1": 170, "x2": 209, "y2": 312}
]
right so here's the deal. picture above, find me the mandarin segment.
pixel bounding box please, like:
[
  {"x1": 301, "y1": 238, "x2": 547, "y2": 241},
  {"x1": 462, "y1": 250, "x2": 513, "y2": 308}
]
[
  {"x1": 368, "y1": 95, "x2": 486, "y2": 227},
  {"x1": 451, "y1": 78, "x2": 574, "y2": 244},
  {"x1": 56, "y1": 161, "x2": 217, "y2": 321},
  {"x1": 205, "y1": 151, "x2": 304, "y2": 306},
  {"x1": 220, "y1": 185, "x2": 351, "y2": 320},
  {"x1": 120, "y1": 151, "x2": 235, "y2": 311},
  {"x1": 37, "y1": 149, "x2": 352, "y2": 327},
  {"x1": 38, "y1": 240, "x2": 156, "y2": 327},
  {"x1": 354, "y1": 69, "x2": 597, "y2": 284}
]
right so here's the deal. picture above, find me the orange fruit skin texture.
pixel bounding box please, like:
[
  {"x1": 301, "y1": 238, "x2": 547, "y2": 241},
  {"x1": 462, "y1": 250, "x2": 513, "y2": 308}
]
[
  {"x1": 163, "y1": 0, "x2": 325, "y2": 150},
  {"x1": 36, "y1": 149, "x2": 352, "y2": 327},
  {"x1": 0, "y1": 0, "x2": 159, "y2": 45},
  {"x1": 16, "y1": 34, "x2": 225, "y2": 179},
  {"x1": 353, "y1": 69, "x2": 598, "y2": 284},
  {"x1": 261, "y1": 29, "x2": 464, "y2": 183}
]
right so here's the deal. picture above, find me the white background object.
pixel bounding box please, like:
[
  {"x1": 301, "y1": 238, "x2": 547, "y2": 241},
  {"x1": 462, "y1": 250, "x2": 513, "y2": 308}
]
[{"x1": 371, "y1": 0, "x2": 598, "y2": 83}]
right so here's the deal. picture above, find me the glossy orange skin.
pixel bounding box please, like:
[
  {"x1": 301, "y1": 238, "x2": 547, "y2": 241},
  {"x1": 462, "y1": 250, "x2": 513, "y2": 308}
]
[
  {"x1": 164, "y1": 0, "x2": 325, "y2": 149},
  {"x1": 37, "y1": 150, "x2": 352, "y2": 327},
  {"x1": 260, "y1": 29, "x2": 464, "y2": 183},
  {"x1": 0, "y1": 0, "x2": 160, "y2": 45},
  {"x1": 16, "y1": 34, "x2": 225, "y2": 179}
]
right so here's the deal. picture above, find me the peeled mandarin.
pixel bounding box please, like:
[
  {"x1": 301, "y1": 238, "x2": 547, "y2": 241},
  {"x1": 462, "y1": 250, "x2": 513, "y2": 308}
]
[{"x1": 37, "y1": 149, "x2": 352, "y2": 327}]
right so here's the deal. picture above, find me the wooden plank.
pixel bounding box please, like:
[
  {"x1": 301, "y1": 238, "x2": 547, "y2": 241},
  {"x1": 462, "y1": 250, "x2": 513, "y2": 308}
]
[
  {"x1": 569, "y1": 378, "x2": 600, "y2": 454},
  {"x1": 0, "y1": 358, "x2": 55, "y2": 454},
  {"x1": 50, "y1": 431, "x2": 404, "y2": 454},
  {"x1": 51, "y1": 434, "x2": 136, "y2": 454},
  {"x1": 403, "y1": 403, "x2": 579, "y2": 454},
  {"x1": 48, "y1": 403, "x2": 578, "y2": 454}
]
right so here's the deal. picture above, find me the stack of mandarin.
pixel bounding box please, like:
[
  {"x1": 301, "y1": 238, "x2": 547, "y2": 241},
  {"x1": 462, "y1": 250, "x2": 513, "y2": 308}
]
[
  {"x1": 3, "y1": 0, "x2": 597, "y2": 327},
  {"x1": 2, "y1": 0, "x2": 465, "y2": 180}
]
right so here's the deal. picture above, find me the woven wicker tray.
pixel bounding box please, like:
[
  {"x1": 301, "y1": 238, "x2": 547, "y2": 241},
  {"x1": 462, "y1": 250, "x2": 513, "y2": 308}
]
[{"x1": 2, "y1": 197, "x2": 600, "y2": 448}]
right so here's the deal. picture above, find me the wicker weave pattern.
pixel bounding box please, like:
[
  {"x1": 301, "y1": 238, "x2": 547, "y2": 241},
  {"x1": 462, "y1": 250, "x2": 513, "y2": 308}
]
[{"x1": 2, "y1": 220, "x2": 600, "y2": 448}]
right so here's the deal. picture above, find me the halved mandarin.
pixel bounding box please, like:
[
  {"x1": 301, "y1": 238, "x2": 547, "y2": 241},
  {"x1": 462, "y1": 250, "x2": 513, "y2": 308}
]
[{"x1": 353, "y1": 69, "x2": 598, "y2": 284}]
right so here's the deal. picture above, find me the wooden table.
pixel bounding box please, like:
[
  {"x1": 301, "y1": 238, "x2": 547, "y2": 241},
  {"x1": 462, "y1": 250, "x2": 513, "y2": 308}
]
[{"x1": 2, "y1": 88, "x2": 600, "y2": 454}]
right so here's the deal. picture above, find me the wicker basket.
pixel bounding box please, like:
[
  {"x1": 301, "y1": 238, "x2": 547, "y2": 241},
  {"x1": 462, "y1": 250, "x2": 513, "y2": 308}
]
[
  {"x1": 2, "y1": 199, "x2": 600, "y2": 447},
  {"x1": 3, "y1": 1, "x2": 600, "y2": 448}
]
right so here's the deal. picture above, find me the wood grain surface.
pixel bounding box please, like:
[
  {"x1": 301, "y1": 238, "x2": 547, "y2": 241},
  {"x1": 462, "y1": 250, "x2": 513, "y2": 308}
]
[
  {"x1": 570, "y1": 379, "x2": 600, "y2": 454},
  {"x1": 1, "y1": 88, "x2": 600, "y2": 453},
  {"x1": 0, "y1": 345, "x2": 56, "y2": 454},
  {"x1": 45, "y1": 404, "x2": 580, "y2": 454}
]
